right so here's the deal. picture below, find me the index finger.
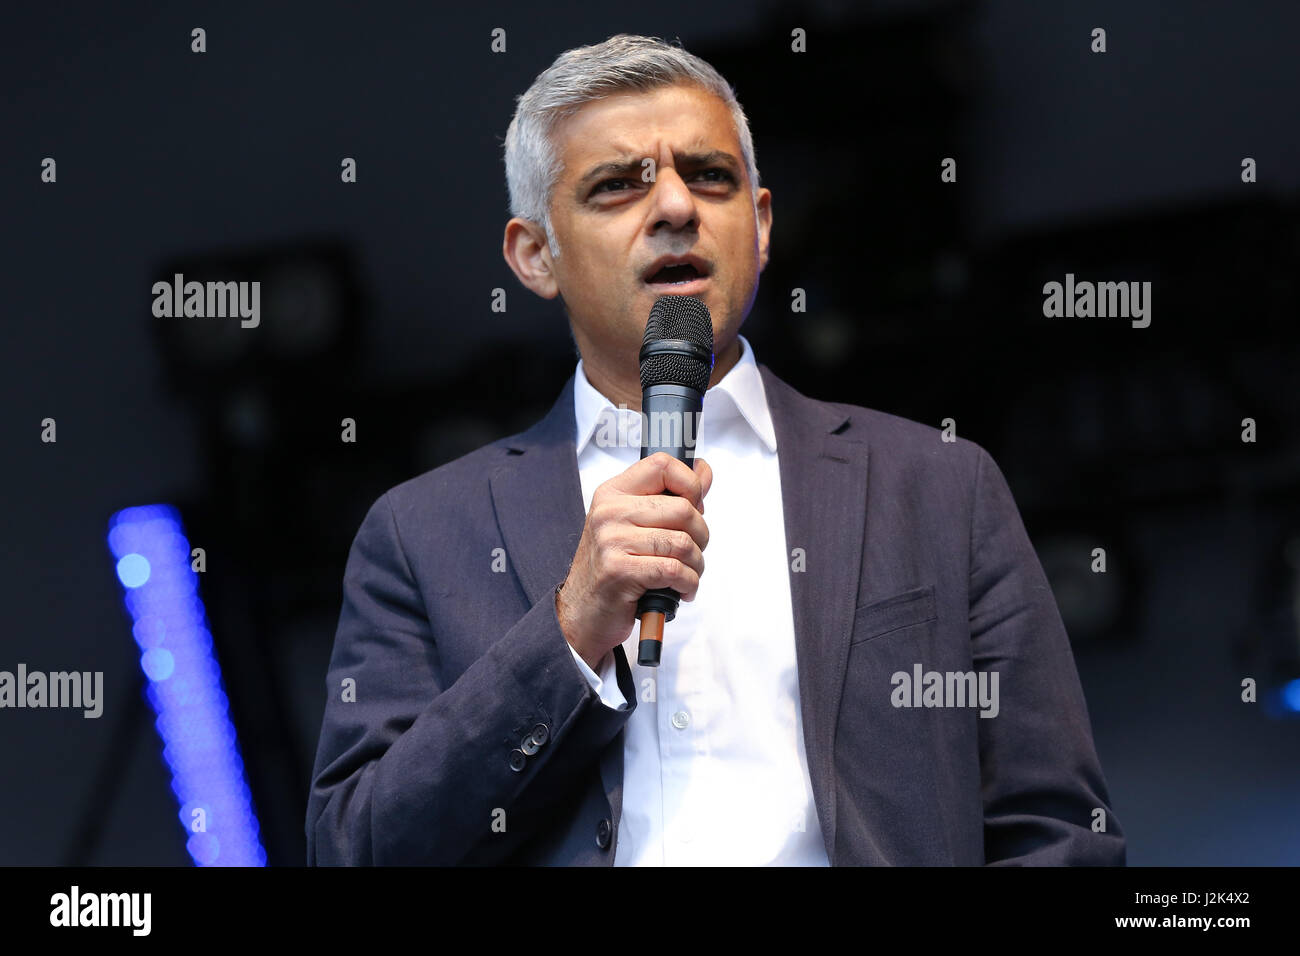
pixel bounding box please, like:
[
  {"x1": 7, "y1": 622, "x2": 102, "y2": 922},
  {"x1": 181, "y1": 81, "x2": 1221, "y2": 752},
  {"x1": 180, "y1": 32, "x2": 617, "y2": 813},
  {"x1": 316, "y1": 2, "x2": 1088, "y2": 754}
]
[{"x1": 607, "y1": 452, "x2": 707, "y2": 512}]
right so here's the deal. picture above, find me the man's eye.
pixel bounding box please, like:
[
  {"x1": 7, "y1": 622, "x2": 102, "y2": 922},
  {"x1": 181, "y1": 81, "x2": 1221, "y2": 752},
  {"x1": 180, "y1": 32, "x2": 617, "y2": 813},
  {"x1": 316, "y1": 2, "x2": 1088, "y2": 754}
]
[
  {"x1": 697, "y1": 168, "x2": 735, "y2": 183},
  {"x1": 591, "y1": 169, "x2": 734, "y2": 197}
]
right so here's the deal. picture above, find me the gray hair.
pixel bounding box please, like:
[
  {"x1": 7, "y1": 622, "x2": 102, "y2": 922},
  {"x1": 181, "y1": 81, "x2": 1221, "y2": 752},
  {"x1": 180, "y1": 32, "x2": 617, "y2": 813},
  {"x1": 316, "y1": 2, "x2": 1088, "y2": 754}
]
[{"x1": 503, "y1": 34, "x2": 761, "y2": 258}]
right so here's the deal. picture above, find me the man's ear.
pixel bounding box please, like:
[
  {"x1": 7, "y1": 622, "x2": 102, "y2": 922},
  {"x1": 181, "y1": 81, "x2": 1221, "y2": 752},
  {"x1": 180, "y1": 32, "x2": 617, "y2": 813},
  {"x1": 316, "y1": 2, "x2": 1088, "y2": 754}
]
[
  {"x1": 755, "y1": 187, "x2": 773, "y2": 273},
  {"x1": 502, "y1": 218, "x2": 559, "y2": 299}
]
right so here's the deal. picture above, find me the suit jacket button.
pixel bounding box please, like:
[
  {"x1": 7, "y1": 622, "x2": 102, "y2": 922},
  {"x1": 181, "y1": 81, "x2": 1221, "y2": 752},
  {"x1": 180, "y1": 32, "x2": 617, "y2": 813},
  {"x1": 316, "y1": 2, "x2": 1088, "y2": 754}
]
[
  {"x1": 596, "y1": 817, "x2": 612, "y2": 850},
  {"x1": 508, "y1": 749, "x2": 527, "y2": 772},
  {"x1": 529, "y1": 723, "x2": 550, "y2": 746},
  {"x1": 521, "y1": 736, "x2": 540, "y2": 756}
]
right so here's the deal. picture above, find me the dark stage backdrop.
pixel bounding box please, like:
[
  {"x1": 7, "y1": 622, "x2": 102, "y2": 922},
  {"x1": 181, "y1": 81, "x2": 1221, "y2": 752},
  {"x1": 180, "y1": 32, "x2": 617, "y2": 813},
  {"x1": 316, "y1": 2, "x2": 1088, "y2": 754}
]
[{"x1": 2, "y1": 0, "x2": 1298, "y2": 866}]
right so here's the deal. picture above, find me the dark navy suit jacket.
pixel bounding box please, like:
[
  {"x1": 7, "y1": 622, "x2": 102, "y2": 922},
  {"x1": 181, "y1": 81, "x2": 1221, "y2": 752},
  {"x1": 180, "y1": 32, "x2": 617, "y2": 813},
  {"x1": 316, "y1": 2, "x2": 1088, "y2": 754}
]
[{"x1": 306, "y1": 365, "x2": 1125, "y2": 865}]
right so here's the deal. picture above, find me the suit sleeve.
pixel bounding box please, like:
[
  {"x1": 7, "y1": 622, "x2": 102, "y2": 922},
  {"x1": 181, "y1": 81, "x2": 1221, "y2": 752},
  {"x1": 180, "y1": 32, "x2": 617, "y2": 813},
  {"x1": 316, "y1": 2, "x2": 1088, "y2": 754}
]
[
  {"x1": 306, "y1": 492, "x2": 636, "y2": 865},
  {"x1": 967, "y1": 446, "x2": 1126, "y2": 865}
]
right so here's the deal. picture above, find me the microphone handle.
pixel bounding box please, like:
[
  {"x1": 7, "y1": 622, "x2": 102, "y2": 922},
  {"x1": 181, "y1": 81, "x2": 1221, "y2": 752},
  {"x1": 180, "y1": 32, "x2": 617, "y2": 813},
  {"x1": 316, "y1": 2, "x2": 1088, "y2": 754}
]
[{"x1": 636, "y1": 384, "x2": 703, "y2": 667}]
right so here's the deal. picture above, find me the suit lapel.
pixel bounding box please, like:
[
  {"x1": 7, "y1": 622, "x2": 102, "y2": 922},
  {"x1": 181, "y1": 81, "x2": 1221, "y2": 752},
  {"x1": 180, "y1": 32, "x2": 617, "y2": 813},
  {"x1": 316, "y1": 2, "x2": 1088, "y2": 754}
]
[
  {"x1": 489, "y1": 374, "x2": 586, "y2": 606},
  {"x1": 760, "y1": 364, "x2": 869, "y2": 864}
]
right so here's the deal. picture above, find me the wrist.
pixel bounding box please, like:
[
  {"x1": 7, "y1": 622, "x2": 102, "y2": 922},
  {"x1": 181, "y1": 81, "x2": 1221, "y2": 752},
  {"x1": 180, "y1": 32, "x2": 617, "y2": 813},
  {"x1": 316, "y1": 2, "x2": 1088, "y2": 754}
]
[{"x1": 556, "y1": 582, "x2": 603, "y2": 672}]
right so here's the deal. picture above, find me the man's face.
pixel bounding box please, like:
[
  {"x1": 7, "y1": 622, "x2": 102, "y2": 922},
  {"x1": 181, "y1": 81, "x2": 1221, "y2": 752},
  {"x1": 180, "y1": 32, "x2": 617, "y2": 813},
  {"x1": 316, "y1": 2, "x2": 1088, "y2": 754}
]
[{"x1": 521, "y1": 83, "x2": 772, "y2": 377}]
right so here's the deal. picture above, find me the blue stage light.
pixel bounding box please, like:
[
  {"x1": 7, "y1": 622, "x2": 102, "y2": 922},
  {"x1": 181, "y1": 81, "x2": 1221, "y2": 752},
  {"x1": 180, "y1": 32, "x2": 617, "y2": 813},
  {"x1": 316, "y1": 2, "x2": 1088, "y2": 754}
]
[
  {"x1": 107, "y1": 504, "x2": 267, "y2": 866},
  {"x1": 115, "y1": 553, "x2": 151, "y2": 588},
  {"x1": 1281, "y1": 678, "x2": 1300, "y2": 714}
]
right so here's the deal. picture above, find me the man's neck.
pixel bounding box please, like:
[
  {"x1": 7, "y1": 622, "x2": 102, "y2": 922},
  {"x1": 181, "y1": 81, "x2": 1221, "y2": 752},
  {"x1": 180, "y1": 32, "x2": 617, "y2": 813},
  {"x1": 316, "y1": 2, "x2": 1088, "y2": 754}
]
[{"x1": 582, "y1": 337, "x2": 742, "y2": 412}]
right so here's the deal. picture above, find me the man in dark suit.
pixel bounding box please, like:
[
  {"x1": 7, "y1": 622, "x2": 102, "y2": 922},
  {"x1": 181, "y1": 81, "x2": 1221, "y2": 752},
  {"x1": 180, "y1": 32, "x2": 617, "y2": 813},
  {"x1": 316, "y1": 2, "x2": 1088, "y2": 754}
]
[{"x1": 306, "y1": 34, "x2": 1125, "y2": 865}]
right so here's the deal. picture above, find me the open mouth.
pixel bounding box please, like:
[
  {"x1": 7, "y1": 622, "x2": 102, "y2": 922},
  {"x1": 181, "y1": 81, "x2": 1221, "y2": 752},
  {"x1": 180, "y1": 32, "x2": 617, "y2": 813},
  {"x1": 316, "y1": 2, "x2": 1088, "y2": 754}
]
[
  {"x1": 644, "y1": 257, "x2": 711, "y2": 290},
  {"x1": 648, "y1": 263, "x2": 703, "y2": 284}
]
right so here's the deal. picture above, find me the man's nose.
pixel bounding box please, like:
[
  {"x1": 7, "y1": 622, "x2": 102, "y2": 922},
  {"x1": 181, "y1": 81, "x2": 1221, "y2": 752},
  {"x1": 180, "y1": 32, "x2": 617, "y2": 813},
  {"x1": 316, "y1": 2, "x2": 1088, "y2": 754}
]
[{"x1": 647, "y1": 168, "x2": 698, "y2": 233}]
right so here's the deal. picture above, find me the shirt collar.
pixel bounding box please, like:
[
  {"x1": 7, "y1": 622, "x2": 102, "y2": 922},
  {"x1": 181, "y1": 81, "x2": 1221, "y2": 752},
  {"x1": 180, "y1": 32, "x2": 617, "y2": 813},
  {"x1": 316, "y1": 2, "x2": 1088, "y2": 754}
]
[{"x1": 574, "y1": 332, "x2": 777, "y2": 456}]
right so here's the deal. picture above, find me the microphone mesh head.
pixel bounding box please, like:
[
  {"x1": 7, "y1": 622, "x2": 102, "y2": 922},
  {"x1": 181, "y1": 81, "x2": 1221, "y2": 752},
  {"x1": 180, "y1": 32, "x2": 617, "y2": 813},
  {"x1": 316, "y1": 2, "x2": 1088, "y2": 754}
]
[{"x1": 640, "y1": 296, "x2": 714, "y2": 392}]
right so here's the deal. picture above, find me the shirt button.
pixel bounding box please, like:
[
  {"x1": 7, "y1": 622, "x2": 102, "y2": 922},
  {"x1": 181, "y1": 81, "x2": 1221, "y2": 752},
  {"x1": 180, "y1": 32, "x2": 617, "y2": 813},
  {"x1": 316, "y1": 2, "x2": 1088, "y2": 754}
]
[
  {"x1": 596, "y1": 818, "x2": 612, "y2": 850},
  {"x1": 671, "y1": 710, "x2": 690, "y2": 729},
  {"x1": 508, "y1": 749, "x2": 527, "y2": 772}
]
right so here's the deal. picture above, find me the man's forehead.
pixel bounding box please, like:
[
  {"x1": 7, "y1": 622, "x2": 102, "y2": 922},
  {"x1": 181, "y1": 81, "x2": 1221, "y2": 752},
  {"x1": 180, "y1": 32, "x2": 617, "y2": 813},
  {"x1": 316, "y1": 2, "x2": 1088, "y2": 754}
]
[
  {"x1": 555, "y1": 87, "x2": 738, "y2": 170},
  {"x1": 592, "y1": 135, "x2": 723, "y2": 161}
]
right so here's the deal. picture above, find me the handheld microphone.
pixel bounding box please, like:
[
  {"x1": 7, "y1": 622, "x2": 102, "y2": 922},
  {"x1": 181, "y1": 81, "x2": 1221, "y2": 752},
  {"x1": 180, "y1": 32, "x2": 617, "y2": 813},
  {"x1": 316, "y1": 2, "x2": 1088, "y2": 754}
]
[{"x1": 635, "y1": 295, "x2": 714, "y2": 667}]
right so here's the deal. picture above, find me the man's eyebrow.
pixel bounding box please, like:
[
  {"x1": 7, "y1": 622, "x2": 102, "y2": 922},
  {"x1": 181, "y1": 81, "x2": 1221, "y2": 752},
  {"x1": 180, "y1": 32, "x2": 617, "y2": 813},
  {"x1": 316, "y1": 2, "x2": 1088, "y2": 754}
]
[
  {"x1": 574, "y1": 149, "x2": 742, "y2": 194},
  {"x1": 679, "y1": 150, "x2": 742, "y2": 174},
  {"x1": 575, "y1": 157, "x2": 643, "y2": 192}
]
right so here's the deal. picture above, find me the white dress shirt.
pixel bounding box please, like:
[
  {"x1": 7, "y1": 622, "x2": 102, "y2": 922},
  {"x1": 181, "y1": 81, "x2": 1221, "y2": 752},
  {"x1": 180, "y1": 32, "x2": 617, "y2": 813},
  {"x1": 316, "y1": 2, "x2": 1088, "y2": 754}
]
[{"x1": 564, "y1": 334, "x2": 829, "y2": 866}]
